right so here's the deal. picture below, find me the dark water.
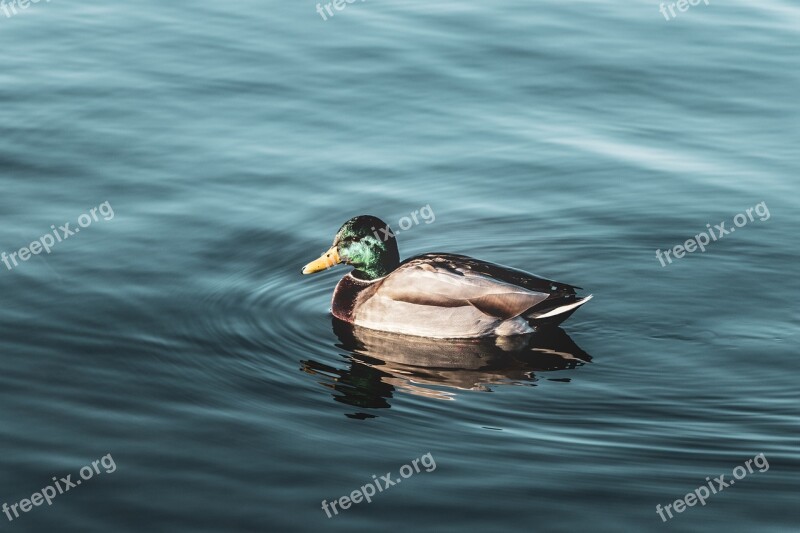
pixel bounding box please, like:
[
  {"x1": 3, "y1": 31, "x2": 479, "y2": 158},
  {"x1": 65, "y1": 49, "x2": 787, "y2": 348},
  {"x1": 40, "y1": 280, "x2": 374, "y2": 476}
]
[{"x1": 1, "y1": 1, "x2": 798, "y2": 531}]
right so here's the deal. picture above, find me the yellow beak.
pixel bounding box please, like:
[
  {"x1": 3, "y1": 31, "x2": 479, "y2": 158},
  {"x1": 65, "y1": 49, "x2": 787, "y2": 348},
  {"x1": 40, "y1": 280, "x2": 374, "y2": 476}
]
[{"x1": 302, "y1": 246, "x2": 341, "y2": 275}]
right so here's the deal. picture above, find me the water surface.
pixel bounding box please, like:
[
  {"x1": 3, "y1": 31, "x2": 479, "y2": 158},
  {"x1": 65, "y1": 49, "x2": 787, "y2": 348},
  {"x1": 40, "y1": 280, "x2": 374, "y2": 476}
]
[{"x1": 0, "y1": 0, "x2": 798, "y2": 531}]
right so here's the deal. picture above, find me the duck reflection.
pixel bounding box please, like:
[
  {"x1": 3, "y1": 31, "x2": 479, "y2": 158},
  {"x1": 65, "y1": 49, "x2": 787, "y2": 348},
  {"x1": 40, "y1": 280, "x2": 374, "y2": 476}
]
[{"x1": 300, "y1": 318, "x2": 592, "y2": 418}]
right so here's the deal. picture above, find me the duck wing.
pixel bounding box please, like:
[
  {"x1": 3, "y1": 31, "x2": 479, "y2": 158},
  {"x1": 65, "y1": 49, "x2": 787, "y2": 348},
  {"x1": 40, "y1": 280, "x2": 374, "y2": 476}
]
[
  {"x1": 373, "y1": 253, "x2": 557, "y2": 321},
  {"x1": 403, "y1": 253, "x2": 580, "y2": 294},
  {"x1": 348, "y1": 253, "x2": 587, "y2": 337}
]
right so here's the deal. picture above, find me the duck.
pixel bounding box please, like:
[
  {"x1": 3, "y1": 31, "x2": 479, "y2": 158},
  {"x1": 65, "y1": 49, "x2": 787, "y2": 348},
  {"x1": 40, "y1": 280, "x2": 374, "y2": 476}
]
[{"x1": 302, "y1": 215, "x2": 592, "y2": 338}]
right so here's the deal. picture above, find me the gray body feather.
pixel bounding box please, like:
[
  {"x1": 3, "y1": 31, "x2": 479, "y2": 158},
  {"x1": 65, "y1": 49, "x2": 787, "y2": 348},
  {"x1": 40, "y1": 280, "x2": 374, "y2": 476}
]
[{"x1": 332, "y1": 253, "x2": 589, "y2": 338}]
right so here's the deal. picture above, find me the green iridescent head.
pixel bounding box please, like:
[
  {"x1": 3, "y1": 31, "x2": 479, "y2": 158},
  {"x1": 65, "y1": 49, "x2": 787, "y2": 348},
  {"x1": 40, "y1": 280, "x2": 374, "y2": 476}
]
[{"x1": 302, "y1": 215, "x2": 400, "y2": 280}]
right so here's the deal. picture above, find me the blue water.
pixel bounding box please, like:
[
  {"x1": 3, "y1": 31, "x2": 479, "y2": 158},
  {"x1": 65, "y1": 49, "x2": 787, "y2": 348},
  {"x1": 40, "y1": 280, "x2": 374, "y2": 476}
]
[{"x1": 1, "y1": 0, "x2": 798, "y2": 531}]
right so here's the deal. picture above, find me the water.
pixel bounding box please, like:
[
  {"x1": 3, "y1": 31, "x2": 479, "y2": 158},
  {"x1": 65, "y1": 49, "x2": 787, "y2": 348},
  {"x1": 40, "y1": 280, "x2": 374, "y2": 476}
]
[{"x1": 1, "y1": 0, "x2": 798, "y2": 531}]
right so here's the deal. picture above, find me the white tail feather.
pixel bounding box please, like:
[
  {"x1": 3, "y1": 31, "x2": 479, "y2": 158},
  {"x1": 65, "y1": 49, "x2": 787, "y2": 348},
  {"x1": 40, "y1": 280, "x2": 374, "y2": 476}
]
[{"x1": 534, "y1": 294, "x2": 593, "y2": 319}]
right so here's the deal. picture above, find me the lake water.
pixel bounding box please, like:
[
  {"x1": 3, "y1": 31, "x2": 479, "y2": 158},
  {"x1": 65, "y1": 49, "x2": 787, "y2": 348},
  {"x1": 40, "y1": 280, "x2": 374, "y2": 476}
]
[{"x1": 0, "y1": 0, "x2": 798, "y2": 531}]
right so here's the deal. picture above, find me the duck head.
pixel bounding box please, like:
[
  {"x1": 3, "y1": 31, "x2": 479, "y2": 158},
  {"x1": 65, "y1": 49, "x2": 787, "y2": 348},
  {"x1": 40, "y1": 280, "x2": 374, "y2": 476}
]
[{"x1": 302, "y1": 215, "x2": 400, "y2": 280}]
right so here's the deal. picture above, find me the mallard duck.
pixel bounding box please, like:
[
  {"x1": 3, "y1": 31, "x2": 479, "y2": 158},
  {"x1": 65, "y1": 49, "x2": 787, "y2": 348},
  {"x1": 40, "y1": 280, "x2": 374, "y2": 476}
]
[{"x1": 302, "y1": 215, "x2": 592, "y2": 338}]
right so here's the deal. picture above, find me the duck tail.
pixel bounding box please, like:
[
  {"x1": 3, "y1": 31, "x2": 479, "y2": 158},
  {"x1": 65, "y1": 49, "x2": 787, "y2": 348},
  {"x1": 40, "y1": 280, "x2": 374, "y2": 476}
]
[{"x1": 525, "y1": 294, "x2": 593, "y2": 327}]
